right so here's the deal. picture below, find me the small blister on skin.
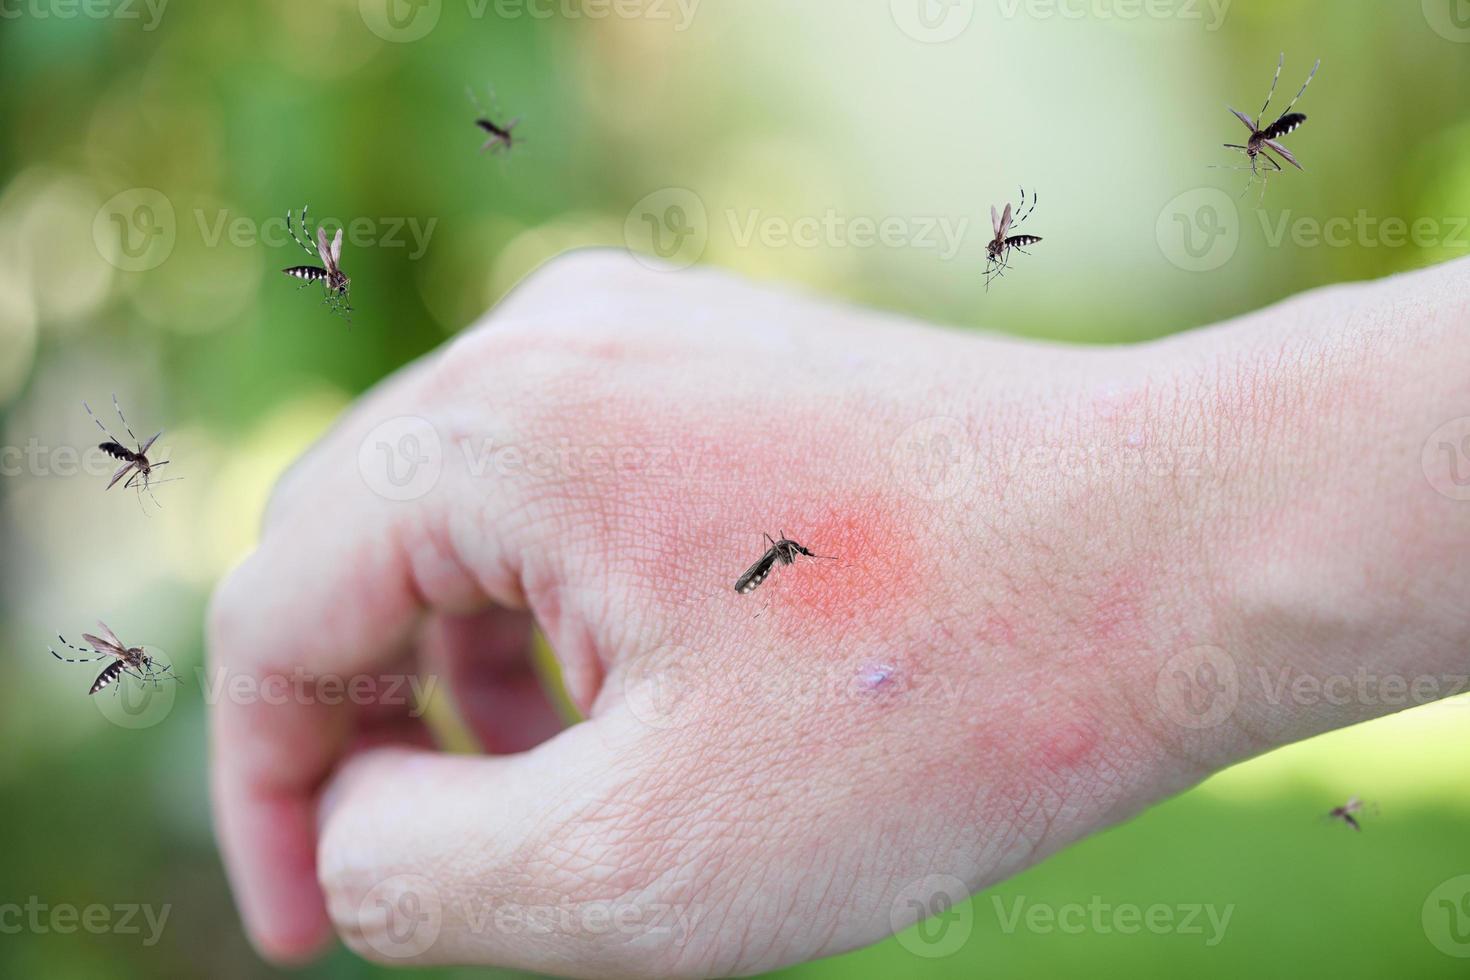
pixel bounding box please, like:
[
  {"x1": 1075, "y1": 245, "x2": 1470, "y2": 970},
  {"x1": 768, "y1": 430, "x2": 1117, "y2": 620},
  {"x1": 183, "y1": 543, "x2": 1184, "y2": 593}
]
[{"x1": 855, "y1": 662, "x2": 897, "y2": 693}]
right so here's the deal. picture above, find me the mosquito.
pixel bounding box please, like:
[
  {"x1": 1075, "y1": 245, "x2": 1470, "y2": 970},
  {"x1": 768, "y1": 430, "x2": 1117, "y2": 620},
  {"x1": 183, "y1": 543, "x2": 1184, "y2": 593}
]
[
  {"x1": 1326, "y1": 796, "x2": 1376, "y2": 832},
  {"x1": 467, "y1": 86, "x2": 522, "y2": 155},
  {"x1": 283, "y1": 205, "x2": 352, "y2": 319},
  {"x1": 50, "y1": 622, "x2": 179, "y2": 696},
  {"x1": 984, "y1": 187, "x2": 1043, "y2": 291},
  {"x1": 1221, "y1": 53, "x2": 1320, "y2": 201},
  {"x1": 734, "y1": 532, "x2": 837, "y2": 595},
  {"x1": 84, "y1": 395, "x2": 176, "y2": 507}
]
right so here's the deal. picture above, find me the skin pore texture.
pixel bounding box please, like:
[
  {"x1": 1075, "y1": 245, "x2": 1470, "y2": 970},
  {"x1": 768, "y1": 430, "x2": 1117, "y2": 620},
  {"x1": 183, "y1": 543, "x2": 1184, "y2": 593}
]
[{"x1": 208, "y1": 249, "x2": 1470, "y2": 978}]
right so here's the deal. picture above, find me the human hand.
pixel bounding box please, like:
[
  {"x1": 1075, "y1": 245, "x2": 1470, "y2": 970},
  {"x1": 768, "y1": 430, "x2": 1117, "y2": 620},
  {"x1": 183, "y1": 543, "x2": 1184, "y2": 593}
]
[{"x1": 209, "y1": 250, "x2": 1470, "y2": 976}]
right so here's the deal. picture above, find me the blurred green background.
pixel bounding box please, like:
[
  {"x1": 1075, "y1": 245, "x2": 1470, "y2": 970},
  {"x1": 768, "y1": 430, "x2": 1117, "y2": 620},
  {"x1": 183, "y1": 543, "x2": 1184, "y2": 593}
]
[{"x1": 4, "y1": 0, "x2": 1470, "y2": 977}]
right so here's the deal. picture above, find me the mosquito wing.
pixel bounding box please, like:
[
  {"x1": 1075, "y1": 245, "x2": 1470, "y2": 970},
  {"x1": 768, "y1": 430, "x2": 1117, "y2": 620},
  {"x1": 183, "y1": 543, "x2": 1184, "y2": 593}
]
[
  {"x1": 138, "y1": 431, "x2": 162, "y2": 456},
  {"x1": 106, "y1": 460, "x2": 138, "y2": 490},
  {"x1": 1229, "y1": 107, "x2": 1257, "y2": 133},
  {"x1": 998, "y1": 203, "x2": 1013, "y2": 240},
  {"x1": 1262, "y1": 139, "x2": 1302, "y2": 170},
  {"x1": 94, "y1": 621, "x2": 125, "y2": 649},
  {"x1": 990, "y1": 205, "x2": 1001, "y2": 237},
  {"x1": 81, "y1": 631, "x2": 125, "y2": 658},
  {"x1": 317, "y1": 225, "x2": 337, "y2": 275},
  {"x1": 330, "y1": 228, "x2": 343, "y2": 266},
  {"x1": 735, "y1": 550, "x2": 779, "y2": 595}
]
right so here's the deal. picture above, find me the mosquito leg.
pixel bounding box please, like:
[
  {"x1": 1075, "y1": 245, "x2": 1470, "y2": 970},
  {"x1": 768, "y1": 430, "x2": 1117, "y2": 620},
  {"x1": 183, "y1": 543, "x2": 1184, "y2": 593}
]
[
  {"x1": 1011, "y1": 187, "x2": 1037, "y2": 229},
  {"x1": 1258, "y1": 52, "x2": 1285, "y2": 127},
  {"x1": 110, "y1": 394, "x2": 139, "y2": 446},
  {"x1": 83, "y1": 401, "x2": 123, "y2": 446},
  {"x1": 288, "y1": 206, "x2": 317, "y2": 257},
  {"x1": 1279, "y1": 58, "x2": 1320, "y2": 119},
  {"x1": 50, "y1": 635, "x2": 108, "y2": 663}
]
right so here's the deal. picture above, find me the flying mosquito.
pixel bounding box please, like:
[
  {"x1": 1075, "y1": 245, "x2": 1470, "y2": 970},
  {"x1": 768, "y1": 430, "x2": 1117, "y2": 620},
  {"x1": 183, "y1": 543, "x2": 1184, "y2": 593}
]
[
  {"x1": 734, "y1": 532, "x2": 836, "y2": 595},
  {"x1": 50, "y1": 622, "x2": 178, "y2": 696},
  {"x1": 1221, "y1": 53, "x2": 1320, "y2": 200},
  {"x1": 84, "y1": 395, "x2": 175, "y2": 506},
  {"x1": 283, "y1": 205, "x2": 352, "y2": 319},
  {"x1": 984, "y1": 187, "x2": 1043, "y2": 291},
  {"x1": 467, "y1": 86, "x2": 521, "y2": 155},
  {"x1": 1327, "y1": 796, "x2": 1376, "y2": 832}
]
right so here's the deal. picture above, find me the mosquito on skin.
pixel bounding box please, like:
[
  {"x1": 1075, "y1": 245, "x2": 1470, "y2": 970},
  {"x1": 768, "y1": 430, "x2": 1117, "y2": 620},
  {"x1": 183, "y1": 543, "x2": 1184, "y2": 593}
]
[
  {"x1": 1218, "y1": 53, "x2": 1320, "y2": 202},
  {"x1": 984, "y1": 187, "x2": 1043, "y2": 292},
  {"x1": 735, "y1": 531, "x2": 838, "y2": 595},
  {"x1": 283, "y1": 205, "x2": 352, "y2": 321},
  {"x1": 84, "y1": 395, "x2": 178, "y2": 510},
  {"x1": 50, "y1": 622, "x2": 179, "y2": 696}
]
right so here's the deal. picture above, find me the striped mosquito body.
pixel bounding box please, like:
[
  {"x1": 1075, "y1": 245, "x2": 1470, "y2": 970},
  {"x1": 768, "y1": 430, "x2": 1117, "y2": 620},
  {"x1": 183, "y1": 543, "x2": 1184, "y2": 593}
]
[
  {"x1": 468, "y1": 85, "x2": 521, "y2": 155},
  {"x1": 283, "y1": 205, "x2": 352, "y2": 319},
  {"x1": 734, "y1": 532, "x2": 835, "y2": 595},
  {"x1": 1221, "y1": 53, "x2": 1320, "y2": 200},
  {"x1": 84, "y1": 395, "x2": 175, "y2": 507},
  {"x1": 984, "y1": 187, "x2": 1043, "y2": 291},
  {"x1": 50, "y1": 622, "x2": 178, "y2": 696}
]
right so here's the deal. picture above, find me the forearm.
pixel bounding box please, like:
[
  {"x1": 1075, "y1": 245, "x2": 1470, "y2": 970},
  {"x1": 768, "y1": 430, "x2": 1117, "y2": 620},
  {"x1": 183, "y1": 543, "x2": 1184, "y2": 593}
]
[{"x1": 1129, "y1": 270, "x2": 1470, "y2": 770}]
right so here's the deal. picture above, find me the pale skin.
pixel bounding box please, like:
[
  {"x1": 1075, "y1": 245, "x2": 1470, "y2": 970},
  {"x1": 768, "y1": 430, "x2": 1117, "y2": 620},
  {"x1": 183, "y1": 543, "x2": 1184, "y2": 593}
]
[{"x1": 208, "y1": 249, "x2": 1470, "y2": 977}]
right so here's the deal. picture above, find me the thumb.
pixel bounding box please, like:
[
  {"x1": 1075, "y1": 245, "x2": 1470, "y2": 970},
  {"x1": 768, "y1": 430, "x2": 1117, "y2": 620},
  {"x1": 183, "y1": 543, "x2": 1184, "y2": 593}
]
[{"x1": 317, "y1": 711, "x2": 704, "y2": 978}]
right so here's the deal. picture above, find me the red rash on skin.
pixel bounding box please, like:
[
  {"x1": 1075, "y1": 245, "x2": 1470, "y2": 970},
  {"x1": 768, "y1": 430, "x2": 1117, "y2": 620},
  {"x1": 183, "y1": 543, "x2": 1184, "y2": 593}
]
[
  {"x1": 1033, "y1": 719, "x2": 1102, "y2": 774},
  {"x1": 1082, "y1": 570, "x2": 1150, "y2": 648},
  {"x1": 747, "y1": 496, "x2": 928, "y2": 633}
]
